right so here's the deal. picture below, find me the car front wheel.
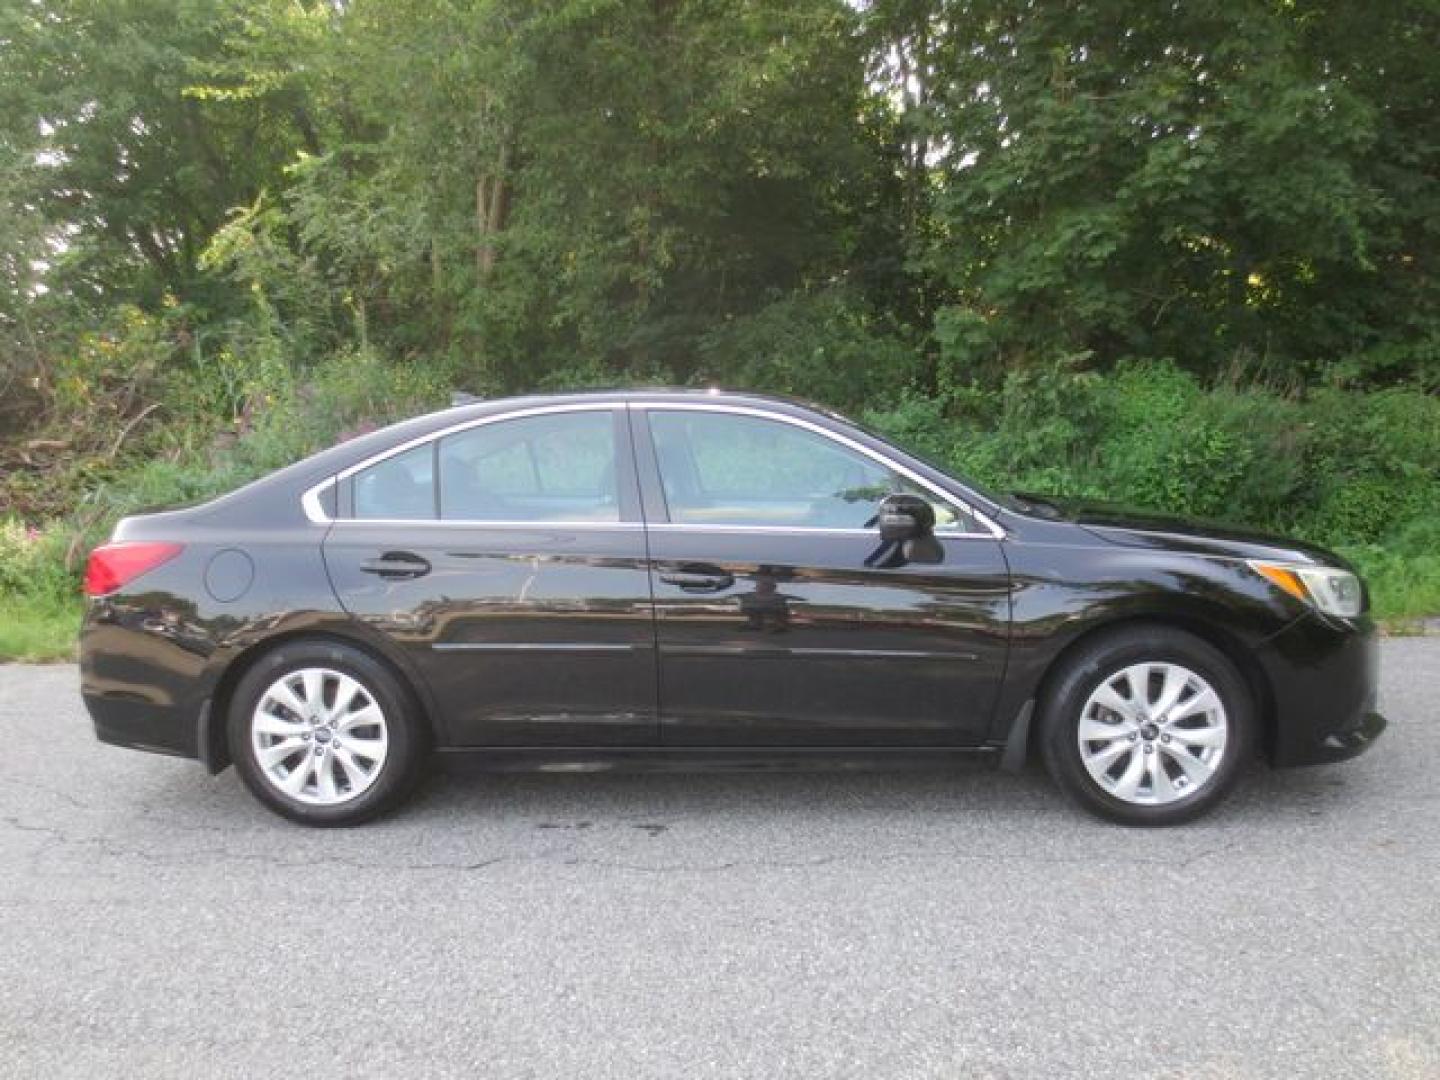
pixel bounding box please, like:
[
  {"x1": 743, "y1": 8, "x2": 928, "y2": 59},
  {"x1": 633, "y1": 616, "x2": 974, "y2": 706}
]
[{"x1": 1040, "y1": 626, "x2": 1253, "y2": 826}]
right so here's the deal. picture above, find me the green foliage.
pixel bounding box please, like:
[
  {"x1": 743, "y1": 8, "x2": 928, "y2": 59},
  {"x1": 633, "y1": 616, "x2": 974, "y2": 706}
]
[
  {"x1": 865, "y1": 360, "x2": 1440, "y2": 564},
  {"x1": 696, "y1": 291, "x2": 923, "y2": 408},
  {"x1": 1341, "y1": 517, "x2": 1440, "y2": 624},
  {"x1": 1102, "y1": 366, "x2": 1258, "y2": 520},
  {"x1": 0, "y1": 521, "x2": 75, "y2": 607},
  {"x1": 868, "y1": 0, "x2": 1440, "y2": 387},
  {"x1": 0, "y1": 594, "x2": 79, "y2": 663}
]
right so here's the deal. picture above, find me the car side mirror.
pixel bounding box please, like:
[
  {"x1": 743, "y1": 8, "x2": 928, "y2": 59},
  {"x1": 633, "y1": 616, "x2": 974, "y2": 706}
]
[{"x1": 876, "y1": 493, "x2": 935, "y2": 542}]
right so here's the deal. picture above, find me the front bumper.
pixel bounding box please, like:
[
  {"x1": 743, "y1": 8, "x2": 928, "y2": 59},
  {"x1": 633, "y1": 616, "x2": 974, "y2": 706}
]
[
  {"x1": 1256, "y1": 611, "x2": 1386, "y2": 767},
  {"x1": 1308, "y1": 709, "x2": 1387, "y2": 764}
]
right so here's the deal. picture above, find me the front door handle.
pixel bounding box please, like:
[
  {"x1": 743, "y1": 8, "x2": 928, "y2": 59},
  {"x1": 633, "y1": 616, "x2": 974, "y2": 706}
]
[
  {"x1": 659, "y1": 564, "x2": 735, "y2": 593},
  {"x1": 359, "y1": 551, "x2": 432, "y2": 580}
]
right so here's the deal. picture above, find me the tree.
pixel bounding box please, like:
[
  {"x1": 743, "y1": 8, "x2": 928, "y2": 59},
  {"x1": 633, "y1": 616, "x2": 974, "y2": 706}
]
[
  {"x1": 866, "y1": 0, "x2": 1437, "y2": 387},
  {"x1": 0, "y1": 0, "x2": 317, "y2": 314}
]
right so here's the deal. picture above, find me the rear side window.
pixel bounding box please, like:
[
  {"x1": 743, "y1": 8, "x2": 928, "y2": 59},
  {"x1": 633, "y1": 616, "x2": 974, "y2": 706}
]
[
  {"x1": 438, "y1": 411, "x2": 620, "y2": 522},
  {"x1": 353, "y1": 444, "x2": 435, "y2": 520}
]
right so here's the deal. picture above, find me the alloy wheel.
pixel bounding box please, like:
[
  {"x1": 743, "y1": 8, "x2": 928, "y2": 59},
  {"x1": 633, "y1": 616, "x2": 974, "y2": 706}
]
[
  {"x1": 250, "y1": 667, "x2": 390, "y2": 806},
  {"x1": 1076, "y1": 661, "x2": 1229, "y2": 806}
]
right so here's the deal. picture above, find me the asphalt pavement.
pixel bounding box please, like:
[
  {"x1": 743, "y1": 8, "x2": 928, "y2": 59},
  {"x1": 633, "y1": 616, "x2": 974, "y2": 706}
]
[{"x1": 1, "y1": 640, "x2": 1437, "y2": 1079}]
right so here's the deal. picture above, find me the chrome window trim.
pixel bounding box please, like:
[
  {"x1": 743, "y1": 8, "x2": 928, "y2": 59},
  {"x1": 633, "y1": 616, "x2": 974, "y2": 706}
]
[
  {"x1": 300, "y1": 398, "x2": 1006, "y2": 539},
  {"x1": 648, "y1": 522, "x2": 961, "y2": 537},
  {"x1": 330, "y1": 519, "x2": 642, "y2": 531},
  {"x1": 431, "y1": 642, "x2": 640, "y2": 653},
  {"x1": 300, "y1": 403, "x2": 625, "y2": 526},
  {"x1": 635, "y1": 401, "x2": 1004, "y2": 539},
  {"x1": 301, "y1": 479, "x2": 334, "y2": 525}
]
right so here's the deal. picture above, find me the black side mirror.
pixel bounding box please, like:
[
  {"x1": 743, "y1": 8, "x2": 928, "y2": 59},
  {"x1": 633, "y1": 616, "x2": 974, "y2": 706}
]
[{"x1": 876, "y1": 493, "x2": 935, "y2": 542}]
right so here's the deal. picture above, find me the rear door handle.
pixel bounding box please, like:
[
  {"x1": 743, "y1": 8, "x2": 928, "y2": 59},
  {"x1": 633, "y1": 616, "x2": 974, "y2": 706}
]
[
  {"x1": 359, "y1": 551, "x2": 432, "y2": 580},
  {"x1": 658, "y1": 564, "x2": 734, "y2": 593}
]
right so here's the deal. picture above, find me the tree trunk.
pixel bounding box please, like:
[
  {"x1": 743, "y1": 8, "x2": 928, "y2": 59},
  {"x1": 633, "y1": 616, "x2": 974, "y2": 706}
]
[
  {"x1": 476, "y1": 176, "x2": 490, "y2": 280},
  {"x1": 476, "y1": 140, "x2": 512, "y2": 279}
]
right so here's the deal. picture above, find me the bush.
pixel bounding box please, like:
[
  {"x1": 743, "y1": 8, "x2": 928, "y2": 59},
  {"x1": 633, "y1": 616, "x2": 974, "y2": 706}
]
[
  {"x1": 0, "y1": 343, "x2": 454, "y2": 661},
  {"x1": 1341, "y1": 517, "x2": 1440, "y2": 623},
  {"x1": 866, "y1": 359, "x2": 1440, "y2": 609},
  {"x1": 697, "y1": 291, "x2": 924, "y2": 412},
  {"x1": 0, "y1": 520, "x2": 75, "y2": 607}
]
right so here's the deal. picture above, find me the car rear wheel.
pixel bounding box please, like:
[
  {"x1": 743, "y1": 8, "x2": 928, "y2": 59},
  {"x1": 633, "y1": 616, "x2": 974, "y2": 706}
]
[
  {"x1": 229, "y1": 640, "x2": 427, "y2": 826},
  {"x1": 1039, "y1": 626, "x2": 1253, "y2": 826}
]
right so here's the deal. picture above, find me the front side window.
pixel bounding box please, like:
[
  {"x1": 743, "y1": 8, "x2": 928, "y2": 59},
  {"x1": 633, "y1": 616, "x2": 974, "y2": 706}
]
[
  {"x1": 648, "y1": 410, "x2": 961, "y2": 530},
  {"x1": 438, "y1": 410, "x2": 620, "y2": 522}
]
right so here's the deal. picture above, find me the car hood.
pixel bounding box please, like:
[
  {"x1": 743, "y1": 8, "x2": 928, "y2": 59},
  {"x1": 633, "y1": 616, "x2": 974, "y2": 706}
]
[{"x1": 1015, "y1": 494, "x2": 1346, "y2": 566}]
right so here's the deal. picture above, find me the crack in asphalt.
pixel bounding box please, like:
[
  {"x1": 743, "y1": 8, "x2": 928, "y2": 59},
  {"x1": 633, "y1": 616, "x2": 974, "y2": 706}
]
[{"x1": 1, "y1": 808, "x2": 1240, "y2": 877}]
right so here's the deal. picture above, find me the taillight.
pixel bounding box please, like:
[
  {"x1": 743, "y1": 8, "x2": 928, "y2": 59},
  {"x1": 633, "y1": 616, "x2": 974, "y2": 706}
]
[{"x1": 83, "y1": 542, "x2": 184, "y2": 596}]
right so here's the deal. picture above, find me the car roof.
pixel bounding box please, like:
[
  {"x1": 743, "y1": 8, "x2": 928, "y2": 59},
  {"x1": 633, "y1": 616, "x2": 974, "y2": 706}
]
[{"x1": 443, "y1": 387, "x2": 840, "y2": 415}]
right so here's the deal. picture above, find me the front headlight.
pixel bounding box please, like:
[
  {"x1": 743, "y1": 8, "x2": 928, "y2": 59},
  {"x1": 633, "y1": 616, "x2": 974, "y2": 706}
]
[{"x1": 1248, "y1": 560, "x2": 1364, "y2": 618}]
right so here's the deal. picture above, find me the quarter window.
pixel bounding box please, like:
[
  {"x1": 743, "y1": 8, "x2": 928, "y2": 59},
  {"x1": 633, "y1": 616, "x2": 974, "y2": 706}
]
[{"x1": 647, "y1": 410, "x2": 961, "y2": 529}]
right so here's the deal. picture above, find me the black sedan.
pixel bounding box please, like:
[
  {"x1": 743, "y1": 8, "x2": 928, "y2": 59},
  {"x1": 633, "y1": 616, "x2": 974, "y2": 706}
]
[{"x1": 79, "y1": 390, "x2": 1385, "y2": 826}]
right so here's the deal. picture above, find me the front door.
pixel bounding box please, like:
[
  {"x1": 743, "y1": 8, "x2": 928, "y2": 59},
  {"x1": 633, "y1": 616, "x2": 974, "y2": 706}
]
[
  {"x1": 321, "y1": 406, "x2": 657, "y2": 746},
  {"x1": 633, "y1": 405, "x2": 1011, "y2": 747}
]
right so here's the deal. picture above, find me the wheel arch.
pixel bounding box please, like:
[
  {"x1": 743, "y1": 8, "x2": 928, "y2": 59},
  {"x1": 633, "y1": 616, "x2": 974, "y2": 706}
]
[
  {"x1": 200, "y1": 624, "x2": 438, "y2": 774},
  {"x1": 1020, "y1": 613, "x2": 1276, "y2": 766}
]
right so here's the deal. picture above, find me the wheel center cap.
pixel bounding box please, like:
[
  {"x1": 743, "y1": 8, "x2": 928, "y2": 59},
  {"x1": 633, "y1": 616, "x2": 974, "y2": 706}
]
[
  {"x1": 313, "y1": 727, "x2": 333, "y2": 744},
  {"x1": 1140, "y1": 722, "x2": 1159, "y2": 741}
]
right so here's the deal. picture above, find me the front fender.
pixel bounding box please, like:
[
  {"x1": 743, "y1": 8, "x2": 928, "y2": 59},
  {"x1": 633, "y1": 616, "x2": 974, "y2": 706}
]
[{"x1": 989, "y1": 541, "x2": 1296, "y2": 743}]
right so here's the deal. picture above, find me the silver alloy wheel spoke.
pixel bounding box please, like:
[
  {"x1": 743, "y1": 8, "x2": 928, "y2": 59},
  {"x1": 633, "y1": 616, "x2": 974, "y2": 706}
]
[
  {"x1": 333, "y1": 746, "x2": 368, "y2": 790},
  {"x1": 1170, "y1": 688, "x2": 1221, "y2": 724},
  {"x1": 1165, "y1": 745, "x2": 1215, "y2": 787},
  {"x1": 1077, "y1": 660, "x2": 1228, "y2": 806},
  {"x1": 257, "y1": 737, "x2": 307, "y2": 769},
  {"x1": 1152, "y1": 665, "x2": 1190, "y2": 718},
  {"x1": 1078, "y1": 716, "x2": 1133, "y2": 743},
  {"x1": 1167, "y1": 723, "x2": 1226, "y2": 748},
  {"x1": 1089, "y1": 684, "x2": 1138, "y2": 722},
  {"x1": 340, "y1": 736, "x2": 386, "y2": 763},
  {"x1": 1087, "y1": 740, "x2": 1133, "y2": 770},
  {"x1": 1112, "y1": 746, "x2": 1148, "y2": 801},
  {"x1": 338, "y1": 705, "x2": 383, "y2": 733},
  {"x1": 281, "y1": 753, "x2": 314, "y2": 796},
  {"x1": 1149, "y1": 755, "x2": 1179, "y2": 802},
  {"x1": 254, "y1": 711, "x2": 306, "y2": 738},
  {"x1": 316, "y1": 755, "x2": 340, "y2": 802},
  {"x1": 329, "y1": 674, "x2": 364, "y2": 722},
  {"x1": 269, "y1": 680, "x2": 309, "y2": 720},
  {"x1": 252, "y1": 667, "x2": 389, "y2": 806}
]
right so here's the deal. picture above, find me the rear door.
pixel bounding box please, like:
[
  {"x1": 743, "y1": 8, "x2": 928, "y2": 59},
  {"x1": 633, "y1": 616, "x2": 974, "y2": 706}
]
[
  {"x1": 321, "y1": 405, "x2": 657, "y2": 746},
  {"x1": 634, "y1": 404, "x2": 1011, "y2": 747}
]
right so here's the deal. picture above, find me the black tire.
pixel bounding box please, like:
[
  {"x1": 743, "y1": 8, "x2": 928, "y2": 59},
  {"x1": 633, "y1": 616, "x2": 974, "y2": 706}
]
[
  {"x1": 228, "y1": 639, "x2": 428, "y2": 826},
  {"x1": 1039, "y1": 626, "x2": 1253, "y2": 826}
]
